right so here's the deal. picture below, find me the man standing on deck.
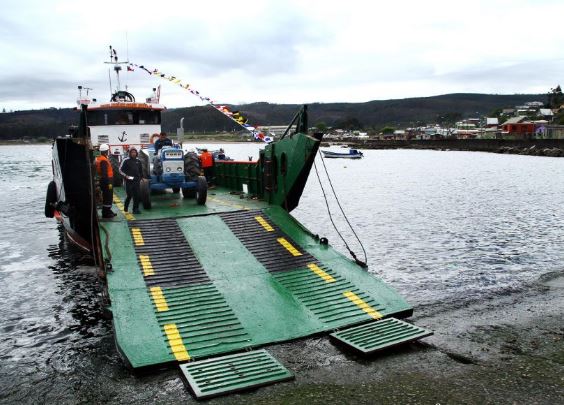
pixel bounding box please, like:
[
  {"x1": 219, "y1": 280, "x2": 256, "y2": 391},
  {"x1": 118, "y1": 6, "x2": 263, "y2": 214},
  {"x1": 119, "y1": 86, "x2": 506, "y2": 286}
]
[
  {"x1": 119, "y1": 148, "x2": 144, "y2": 214},
  {"x1": 96, "y1": 144, "x2": 116, "y2": 218},
  {"x1": 199, "y1": 148, "x2": 214, "y2": 187},
  {"x1": 154, "y1": 132, "x2": 173, "y2": 155}
]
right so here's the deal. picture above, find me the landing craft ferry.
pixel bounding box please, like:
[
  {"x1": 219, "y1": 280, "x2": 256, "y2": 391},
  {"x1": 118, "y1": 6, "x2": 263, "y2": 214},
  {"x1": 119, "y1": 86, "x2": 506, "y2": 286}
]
[{"x1": 44, "y1": 58, "x2": 431, "y2": 399}]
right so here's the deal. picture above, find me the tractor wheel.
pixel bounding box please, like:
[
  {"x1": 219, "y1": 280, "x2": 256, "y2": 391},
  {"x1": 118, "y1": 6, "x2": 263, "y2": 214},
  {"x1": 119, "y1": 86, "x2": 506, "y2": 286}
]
[
  {"x1": 140, "y1": 179, "x2": 152, "y2": 209},
  {"x1": 45, "y1": 181, "x2": 57, "y2": 218},
  {"x1": 182, "y1": 188, "x2": 196, "y2": 198},
  {"x1": 196, "y1": 176, "x2": 207, "y2": 205},
  {"x1": 139, "y1": 152, "x2": 150, "y2": 179},
  {"x1": 184, "y1": 152, "x2": 201, "y2": 181},
  {"x1": 109, "y1": 155, "x2": 123, "y2": 187},
  {"x1": 172, "y1": 187, "x2": 180, "y2": 194}
]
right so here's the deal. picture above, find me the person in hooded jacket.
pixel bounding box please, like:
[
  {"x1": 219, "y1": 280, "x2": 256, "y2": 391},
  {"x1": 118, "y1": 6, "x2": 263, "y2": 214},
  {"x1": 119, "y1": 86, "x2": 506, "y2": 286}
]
[{"x1": 119, "y1": 147, "x2": 144, "y2": 214}]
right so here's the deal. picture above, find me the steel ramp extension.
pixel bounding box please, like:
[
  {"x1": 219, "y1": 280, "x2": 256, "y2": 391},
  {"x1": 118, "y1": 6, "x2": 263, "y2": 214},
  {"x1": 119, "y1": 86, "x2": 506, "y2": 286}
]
[
  {"x1": 102, "y1": 204, "x2": 413, "y2": 368},
  {"x1": 330, "y1": 317, "x2": 433, "y2": 355},
  {"x1": 179, "y1": 350, "x2": 293, "y2": 400}
]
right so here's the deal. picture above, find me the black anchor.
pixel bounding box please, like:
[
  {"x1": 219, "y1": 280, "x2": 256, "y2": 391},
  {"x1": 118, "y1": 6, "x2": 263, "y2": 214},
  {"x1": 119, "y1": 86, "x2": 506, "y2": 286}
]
[{"x1": 118, "y1": 131, "x2": 127, "y2": 142}]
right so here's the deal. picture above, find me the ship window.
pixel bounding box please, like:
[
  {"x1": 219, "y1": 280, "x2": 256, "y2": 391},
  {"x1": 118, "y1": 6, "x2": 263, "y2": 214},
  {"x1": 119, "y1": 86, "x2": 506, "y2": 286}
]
[{"x1": 87, "y1": 110, "x2": 161, "y2": 126}]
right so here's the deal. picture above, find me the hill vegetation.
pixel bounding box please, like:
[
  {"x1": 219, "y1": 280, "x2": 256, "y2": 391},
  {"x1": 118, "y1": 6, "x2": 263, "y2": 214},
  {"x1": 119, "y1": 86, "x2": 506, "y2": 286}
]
[{"x1": 0, "y1": 93, "x2": 547, "y2": 140}]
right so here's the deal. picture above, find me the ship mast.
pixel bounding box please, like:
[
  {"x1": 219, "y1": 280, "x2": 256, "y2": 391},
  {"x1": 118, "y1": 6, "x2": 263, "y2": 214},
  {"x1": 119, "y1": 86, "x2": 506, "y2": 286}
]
[{"x1": 104, "y1": 45, "x2": 129, "y2": 96}]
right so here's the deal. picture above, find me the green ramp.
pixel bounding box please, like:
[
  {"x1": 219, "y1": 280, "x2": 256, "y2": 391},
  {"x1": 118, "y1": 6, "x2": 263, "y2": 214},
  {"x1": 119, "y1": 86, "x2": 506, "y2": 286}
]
[{"x1": 101, "y1": 192, "x2": 413, "y2": 369}]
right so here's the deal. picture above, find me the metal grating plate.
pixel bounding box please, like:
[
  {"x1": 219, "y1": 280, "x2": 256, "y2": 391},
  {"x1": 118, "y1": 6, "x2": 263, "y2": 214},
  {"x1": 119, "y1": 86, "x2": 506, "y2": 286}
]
[
  {"x1": 220, "y1": 210, "x2": 317, "y2": 273},
  {"x1": 180, "y1": 350, "x2": 294, "y2": 399},
  {"x1": 273, "y1": 267, "x2": 386, "y2": 326},
  {"x1": 330, "y1": 317, "x2": 433, "y2": 355},
  {"x1": 129, "y1": 219, "x2": 210, "y2": 287},
  {"x1": 154, "y1": 284, "x2": 251, "y2": 360}
]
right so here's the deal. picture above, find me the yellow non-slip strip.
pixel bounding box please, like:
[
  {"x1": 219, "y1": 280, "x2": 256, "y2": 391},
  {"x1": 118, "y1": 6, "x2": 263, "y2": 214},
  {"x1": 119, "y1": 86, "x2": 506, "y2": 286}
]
[
  {"x1": 164, "y1": 323, "x2": 190, "y2": 361},
  {"x1": 150, "y1": 286, "x2": 169, "y2": 311},
  {"x1": 113, "y1": 195, "x2": 135, "y2": 220},
  {"x1": 255, "y1": 216, "x2": 274, "y2": 232},
  {"x1": 307, "y1": 263, "x2": 336, "y2": 283},
  {"x1": 130, "y1": 227, "x2": 144, "y2": 246},
  {"x1": 139, "y1": 255, "x2": 155, "y2": 276},
  {"x1": 343, "y1": 291, "x2": 382, "y2": 319},
  {"x1": 277, "y1": 237, "x2": 302, "y2": 256}
]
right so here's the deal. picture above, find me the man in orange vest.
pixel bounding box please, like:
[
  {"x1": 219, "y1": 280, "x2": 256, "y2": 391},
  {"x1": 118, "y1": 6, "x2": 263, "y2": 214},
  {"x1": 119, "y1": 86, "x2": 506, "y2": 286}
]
[
  {"x1": 199, "y1": 148, "x2": 214, "y2": 186},
  {"x1": 96, "y1": 144, "x2": 116, "y2": 218}
]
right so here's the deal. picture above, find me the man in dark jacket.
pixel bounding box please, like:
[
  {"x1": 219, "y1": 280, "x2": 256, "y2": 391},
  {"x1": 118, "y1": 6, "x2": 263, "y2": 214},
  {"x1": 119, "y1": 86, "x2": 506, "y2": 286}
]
[
  {"x1": 154, "y1": 132, "x2": 173, "y2": 155},
  {"x1": 119, "y1": 147, "x2": 144, "y2": 214}
]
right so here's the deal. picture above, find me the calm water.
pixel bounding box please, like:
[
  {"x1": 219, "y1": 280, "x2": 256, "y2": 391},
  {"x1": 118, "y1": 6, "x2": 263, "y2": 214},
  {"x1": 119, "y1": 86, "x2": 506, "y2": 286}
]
[{"x1": 1, "y1": 144, "x2": 563, "y2": 403}]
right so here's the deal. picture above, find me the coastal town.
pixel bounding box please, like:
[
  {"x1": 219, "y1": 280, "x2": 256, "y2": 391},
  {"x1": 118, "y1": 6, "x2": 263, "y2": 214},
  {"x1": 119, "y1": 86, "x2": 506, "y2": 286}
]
[{"x1": 322, "y1": 98, "x2": 564, "y2": 141}]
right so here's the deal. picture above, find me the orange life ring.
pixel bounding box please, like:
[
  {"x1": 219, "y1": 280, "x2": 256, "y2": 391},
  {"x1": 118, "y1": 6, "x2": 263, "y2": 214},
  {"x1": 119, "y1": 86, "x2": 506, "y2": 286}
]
[{"x1": 150, "y1": 133, "x2": 160, "y2": 144}]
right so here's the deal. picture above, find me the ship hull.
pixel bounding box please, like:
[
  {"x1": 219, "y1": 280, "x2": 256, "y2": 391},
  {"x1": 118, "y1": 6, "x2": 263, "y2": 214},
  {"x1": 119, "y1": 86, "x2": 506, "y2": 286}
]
[{"x1": 50, "y1": 137, "x2": 97, "y2": 253}]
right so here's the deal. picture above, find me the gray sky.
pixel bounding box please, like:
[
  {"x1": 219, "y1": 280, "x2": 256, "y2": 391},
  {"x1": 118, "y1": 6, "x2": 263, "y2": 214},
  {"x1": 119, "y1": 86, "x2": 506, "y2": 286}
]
[{"x1": 1, "y1": 0, "x2": 563, "y2": 110}]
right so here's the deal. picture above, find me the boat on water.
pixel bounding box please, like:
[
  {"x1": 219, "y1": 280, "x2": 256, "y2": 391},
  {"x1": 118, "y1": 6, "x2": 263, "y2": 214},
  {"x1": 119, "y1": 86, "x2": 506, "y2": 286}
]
[
  {"x1": 43, "y1": 53, "x2": 430, "y2": 398},
  {"x1": 321, "y1": 148, "x2": 364, "y2": 159}
]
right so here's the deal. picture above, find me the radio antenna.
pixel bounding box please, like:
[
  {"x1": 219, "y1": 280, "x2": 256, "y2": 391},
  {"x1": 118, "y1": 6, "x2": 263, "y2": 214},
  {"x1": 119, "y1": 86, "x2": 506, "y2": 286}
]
[{"x1": 105, "y1": 44, "x2": 129, "y2": 93}]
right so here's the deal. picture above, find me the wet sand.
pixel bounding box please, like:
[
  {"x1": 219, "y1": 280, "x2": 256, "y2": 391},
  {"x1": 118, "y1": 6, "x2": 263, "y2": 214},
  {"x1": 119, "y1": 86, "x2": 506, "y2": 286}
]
[{"x1": 222, "y1": 271, "x2": 564, "y2": 404}]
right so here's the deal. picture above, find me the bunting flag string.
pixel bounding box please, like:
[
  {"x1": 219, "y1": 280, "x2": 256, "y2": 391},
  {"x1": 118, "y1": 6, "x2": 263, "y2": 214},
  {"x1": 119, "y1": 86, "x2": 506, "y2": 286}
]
[{"x1": 127, "y1": 62, "x2": 273, "y2": 143}]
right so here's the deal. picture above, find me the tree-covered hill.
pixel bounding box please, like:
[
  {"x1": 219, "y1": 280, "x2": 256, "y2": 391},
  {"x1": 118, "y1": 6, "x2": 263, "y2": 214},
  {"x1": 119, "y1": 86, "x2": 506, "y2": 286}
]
[{"x1": 0, "y1": 93, "x2": 547, "y2": 140}]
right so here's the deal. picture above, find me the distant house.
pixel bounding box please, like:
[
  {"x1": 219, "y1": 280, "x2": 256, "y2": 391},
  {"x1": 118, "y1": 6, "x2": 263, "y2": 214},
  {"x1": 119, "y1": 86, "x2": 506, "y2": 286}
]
[
  {"x1": 486, "y1": 117, "x2": 499, "y2": 127},
  {"x1": 525, "y1": 101, "x2": 544, "y2": 108},
  {"x1": 502, "y1": 116, "x2": 528, "y2": 125},
  {"x1": 502, "y1": 108, "x2": 516, "y2": 115},
  {"x1": 539, "y1": 108, "x2": 554, "y2": 120},
  {"x1": 501, "y1": 116, "x2": 534, "y2": 139}
]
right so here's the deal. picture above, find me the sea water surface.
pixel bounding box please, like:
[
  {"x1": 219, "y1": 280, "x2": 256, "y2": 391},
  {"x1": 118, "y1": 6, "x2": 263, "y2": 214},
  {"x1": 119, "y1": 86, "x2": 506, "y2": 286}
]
[{"x1": 1, "y1": 144, "x2": 563, "y2": 403}]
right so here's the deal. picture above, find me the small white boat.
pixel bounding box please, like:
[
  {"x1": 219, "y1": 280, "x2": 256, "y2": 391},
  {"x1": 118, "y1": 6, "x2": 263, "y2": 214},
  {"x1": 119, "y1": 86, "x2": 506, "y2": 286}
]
[{"x1": 321, "y1": 148, "x2": 364, "y2": 159}]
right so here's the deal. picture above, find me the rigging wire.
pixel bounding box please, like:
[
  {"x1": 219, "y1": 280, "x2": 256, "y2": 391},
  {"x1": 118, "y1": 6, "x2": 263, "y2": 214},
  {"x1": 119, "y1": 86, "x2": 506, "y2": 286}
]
[{"x1": 313, "y1": 153, "x2": 368, "y2": 268}]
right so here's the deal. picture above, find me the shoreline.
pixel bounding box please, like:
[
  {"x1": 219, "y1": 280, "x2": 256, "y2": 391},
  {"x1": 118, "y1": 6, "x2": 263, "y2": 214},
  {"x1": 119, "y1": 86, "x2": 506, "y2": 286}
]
[{"x1": 340, "y1": 138, "x2": 564, "y2": 157}]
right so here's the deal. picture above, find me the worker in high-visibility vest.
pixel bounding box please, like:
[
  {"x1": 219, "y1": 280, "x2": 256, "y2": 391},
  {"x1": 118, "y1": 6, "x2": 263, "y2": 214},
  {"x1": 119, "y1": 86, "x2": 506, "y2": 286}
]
[
  {"x1": 95, "y1": 144, "x2": 116, "y2": 218},
  {"x1": 199, "y1": 148, "x2": 214, "y2": 186}
]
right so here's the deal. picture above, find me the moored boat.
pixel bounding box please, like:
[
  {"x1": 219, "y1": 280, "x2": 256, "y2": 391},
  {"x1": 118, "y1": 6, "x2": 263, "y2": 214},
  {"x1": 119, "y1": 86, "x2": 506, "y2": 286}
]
[{"x1": 321, "y1": 148, "x2": 364, "y2": 159}]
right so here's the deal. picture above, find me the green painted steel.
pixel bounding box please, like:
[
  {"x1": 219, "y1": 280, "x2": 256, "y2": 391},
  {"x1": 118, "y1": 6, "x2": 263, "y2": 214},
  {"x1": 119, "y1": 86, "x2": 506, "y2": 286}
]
[
  {"x1": 100, "y1": 189, "x2": 413, "y2": 368},
  {"x1": 179, "y1": 350, "x2": 293, "y2": 399},
  {"x1": 214, "y1": 161, "x2": 262, "y2": 197},
  {"x1": 330, "y1": 318, "x2": 433, "y2": 355},
  {"x1": 262, "y1": 132, "x2": 321, "y2": 211},
  {"x1": 100, "y1": 217, "x2": 174, "y2": 368},
  {"x1": 155, "y1": 284, "x2": 251, "y2": 360},
  {"x1": 272, "y1": 268, "x2": 386, "y2": 327}
]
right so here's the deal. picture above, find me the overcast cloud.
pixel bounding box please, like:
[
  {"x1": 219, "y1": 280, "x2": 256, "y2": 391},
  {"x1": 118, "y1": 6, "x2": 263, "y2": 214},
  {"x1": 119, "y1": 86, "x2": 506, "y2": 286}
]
[{"x1": 1, "y1": 0, "x2": 563, "y2": 110}]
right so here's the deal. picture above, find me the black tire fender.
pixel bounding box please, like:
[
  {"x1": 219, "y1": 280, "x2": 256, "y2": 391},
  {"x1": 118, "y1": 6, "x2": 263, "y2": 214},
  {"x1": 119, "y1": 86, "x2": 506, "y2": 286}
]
[{"x1": 45, "y1": 181, "x2": 57, "y2": 218}]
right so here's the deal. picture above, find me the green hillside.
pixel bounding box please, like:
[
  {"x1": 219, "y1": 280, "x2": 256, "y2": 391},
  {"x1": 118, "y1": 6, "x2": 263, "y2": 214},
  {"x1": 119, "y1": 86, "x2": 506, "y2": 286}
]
[{"x1": 0, "y1": 93, "x2": 547, "y2": 140}]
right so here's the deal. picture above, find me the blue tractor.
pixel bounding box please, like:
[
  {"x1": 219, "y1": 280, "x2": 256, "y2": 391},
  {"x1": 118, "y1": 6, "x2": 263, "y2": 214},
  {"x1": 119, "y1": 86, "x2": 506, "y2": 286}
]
[{"x1": 139, "y1": 146, "x2": 207, "y2": 209}]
